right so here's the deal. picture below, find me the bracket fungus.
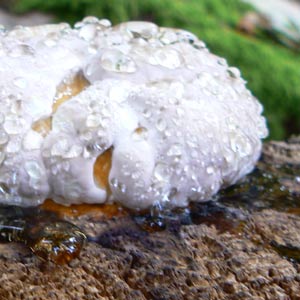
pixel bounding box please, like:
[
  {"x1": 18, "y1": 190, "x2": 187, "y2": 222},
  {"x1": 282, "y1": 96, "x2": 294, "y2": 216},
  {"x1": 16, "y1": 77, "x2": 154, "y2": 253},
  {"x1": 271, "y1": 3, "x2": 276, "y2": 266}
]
[{"x1": 0, "y1": 17, "x2": 268, "y2": 210}]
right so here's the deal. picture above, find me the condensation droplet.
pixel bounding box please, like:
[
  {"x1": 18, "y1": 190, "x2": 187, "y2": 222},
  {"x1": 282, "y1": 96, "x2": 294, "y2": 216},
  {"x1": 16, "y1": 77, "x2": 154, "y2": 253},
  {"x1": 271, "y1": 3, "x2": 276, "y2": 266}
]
[
  {"x1": 3, "y1": 117, "x2": 25, "y2": 135},
  {"x1": 110, "y1": 178, "x2": 118, "y2": 189},
  {"x1": 121, "y1": 21, "x2": 158, "y2": 39},
  {"x1": 86, "y1": 44, "x2": 97, "y2": 54},
  {"x1": 99, "y1": 19, "x2": 111, "y2": 27},
  {"x1": 101, "y1": 49, "x2": 137, "y2": 73},
  {"x1": 86, "y1": 114, "x2": 102, "y2": 128},
  {"x1": 44, "y1": 38, "x2": 57, "y2": 47},
  {"x1": 206, "y1": 166, "x2": 214, "y2": 175},
  {"x1": 159, "y1": 30, "x2": 178, "y2": 45},
  {"x1": 156, "y1": 118, "x2": 167, "y2": 132},
  {"x1": 24, "y1": 160, "x2": 42, "y2": 180},
  {"x1": 143, "y1": 108, "x2": 152, "y2": 119},
  {"x1": 51, "y1": 139, "x2": 70, "y2": 157},
  {"x1": 0, "y1": 131, "x2": 9, "y2": 145},
  {"x1": 167, "y1": 144, "x2": 182, "y2": 156},
  {"x1": 79, "y1": 23, "x2": 97, "y2": 41},
  {"x1": 193, "y1": 40, "x2": 206, "y2": 50},
  {"x1": 6, "y1": 139, "x2": 21, "y2": 153},
  {"x1": 0, "y1": 152, "x2": 5, "y2": 165},
  {"x1": 154, "y1": 163, "x2": 169, "y2": 182},
  {"x1": 217, "y1": 58, "x2": 227, "y2": 66},
  {"x1": 227, "y1": 67, "x2": 241, "y2": 79},
  {"x1": 153, "y1": 48, "x2": 182, "y2": 69},
  {"x1": 64, "y1": 144, "x2": 83, "y2": 158},
  {"x1": 9, "y1": 44, "x2": 34, "y2": 57}
]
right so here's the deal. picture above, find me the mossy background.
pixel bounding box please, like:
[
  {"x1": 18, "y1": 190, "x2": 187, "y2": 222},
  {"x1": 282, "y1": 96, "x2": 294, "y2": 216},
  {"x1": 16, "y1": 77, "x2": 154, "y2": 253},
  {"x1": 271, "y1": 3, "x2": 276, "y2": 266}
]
[{"x1": 12, "y1": 0, "x2": 300, "y2": 140}]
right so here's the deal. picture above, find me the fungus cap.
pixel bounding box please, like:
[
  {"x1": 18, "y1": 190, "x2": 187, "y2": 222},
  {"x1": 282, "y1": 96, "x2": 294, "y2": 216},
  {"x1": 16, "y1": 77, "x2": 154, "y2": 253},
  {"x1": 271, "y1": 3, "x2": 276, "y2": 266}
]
[{"x1": 0, "y1": 18, "x2": 268, "y2": 209}]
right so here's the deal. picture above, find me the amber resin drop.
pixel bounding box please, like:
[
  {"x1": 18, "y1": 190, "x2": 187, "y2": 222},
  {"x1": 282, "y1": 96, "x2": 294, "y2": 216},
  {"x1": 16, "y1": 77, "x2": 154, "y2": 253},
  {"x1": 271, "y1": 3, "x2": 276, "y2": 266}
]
[{"x1": 26, "y1": 220, "x2": 86, "y2": 265}]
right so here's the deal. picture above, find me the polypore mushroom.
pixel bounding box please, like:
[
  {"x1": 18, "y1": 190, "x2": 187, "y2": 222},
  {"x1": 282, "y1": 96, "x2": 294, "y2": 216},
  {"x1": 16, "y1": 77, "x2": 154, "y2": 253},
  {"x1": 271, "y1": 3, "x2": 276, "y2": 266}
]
[{"x1": 0, "y1": 17, "x2": 268, "y2": 209}]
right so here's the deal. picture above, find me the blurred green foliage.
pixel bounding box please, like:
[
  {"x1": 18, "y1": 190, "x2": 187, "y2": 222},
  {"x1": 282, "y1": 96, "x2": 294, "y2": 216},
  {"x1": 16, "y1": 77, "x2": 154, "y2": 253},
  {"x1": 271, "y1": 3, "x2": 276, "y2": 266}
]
[{"x1": 13, "y1": 0, "x2": 300, "y2": 140}]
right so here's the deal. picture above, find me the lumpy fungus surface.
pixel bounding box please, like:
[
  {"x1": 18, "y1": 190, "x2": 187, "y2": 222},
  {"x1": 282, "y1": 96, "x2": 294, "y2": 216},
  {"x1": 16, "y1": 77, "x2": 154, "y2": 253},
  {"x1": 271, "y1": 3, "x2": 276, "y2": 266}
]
[{"x1": 0, "y1": 17, "x2": 268, "y2": 210}]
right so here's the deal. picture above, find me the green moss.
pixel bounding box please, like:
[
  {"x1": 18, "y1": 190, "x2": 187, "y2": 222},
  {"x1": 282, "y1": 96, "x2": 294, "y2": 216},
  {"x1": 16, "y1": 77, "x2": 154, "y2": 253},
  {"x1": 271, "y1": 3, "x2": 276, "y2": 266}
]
[{"x1": 13, "y1": 0, "x2": 300, "y2": 139}]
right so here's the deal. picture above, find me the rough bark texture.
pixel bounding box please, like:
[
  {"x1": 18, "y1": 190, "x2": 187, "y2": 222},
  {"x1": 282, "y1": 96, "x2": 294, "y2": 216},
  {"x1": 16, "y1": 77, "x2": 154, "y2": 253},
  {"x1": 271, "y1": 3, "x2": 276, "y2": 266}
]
[{"x1": 0, "y1": 139, "x2": 300, "y2": 300}]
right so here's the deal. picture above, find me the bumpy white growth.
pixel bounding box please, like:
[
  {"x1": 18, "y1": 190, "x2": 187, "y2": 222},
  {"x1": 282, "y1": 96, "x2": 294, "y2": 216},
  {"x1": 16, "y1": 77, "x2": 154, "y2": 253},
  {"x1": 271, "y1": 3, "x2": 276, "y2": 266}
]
[{"x1": 0, "y1": 17, "x2": 268, "y2": 209}]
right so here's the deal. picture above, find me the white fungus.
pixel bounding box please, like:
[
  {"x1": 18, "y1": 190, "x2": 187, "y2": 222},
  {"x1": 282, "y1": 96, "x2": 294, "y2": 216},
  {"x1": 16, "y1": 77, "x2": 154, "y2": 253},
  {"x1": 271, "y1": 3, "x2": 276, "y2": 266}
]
[{"x1": 0, "y1": 18, "x2": 268, "y2": 209}]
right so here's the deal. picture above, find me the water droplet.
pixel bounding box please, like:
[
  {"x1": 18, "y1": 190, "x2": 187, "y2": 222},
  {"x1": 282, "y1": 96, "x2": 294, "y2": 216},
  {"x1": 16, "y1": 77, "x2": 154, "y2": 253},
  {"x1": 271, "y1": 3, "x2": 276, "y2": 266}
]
[
  {"x1": 224, "y1": 149, "x2": 234, "y2": 164},
  {"x1": 101, "y1": 49, "x2": 137, "y2": 73},
  {"x1": 79, "y1": 23, "x2": 97, "y2": 41},
  {"x1": 206, "y1": 166, "x2": 214, "y2": 175},
  {"x1": 227, "y1": 67, "x2": 241, "y2": 79},
  {"x1": 119, "y1": 183, "x2": 127, "y2": 193},
  {"x1": 176, "y1": 29, "x2": 198, "y2": 44},
  {"x1": 82, "y1": 16, "x2": 100, "y2": 24},
  {"x1": 6, "y1": 139, "x2": 21, "y2": 153},
  {"x1": 10, "y1": 99, "x2": 22, "y2": 114},
  {"x1": 153, "y1": 48, "x2": 182, "y2": 69},
  {"x1": 257, "y1": 116, "x2": 268, "y2": 139},
  {"x1": 110, "y1": 177, "x2": 118, "y2": 188},
  {"x1": 44, "y1": 38, "x2": 57, "y2": 47},
  {"x1": 159, "y1": 30, "x2": 178, "y2": 45},
  {"x1": 167, "y1": 144, "x2": 182, "y2": 156},
  {"x1": 217, "y1": 58, "x2": 227, "y2": 66},
  {"x1": 143, "y1": 108, "x2": 152, "y2": 119},
  {"x1": 13, "y1": 77, "x2": 27, "y2": 89},
  {"x1": 24, "y1": 160, "x2": 42, "y2": 180},
  {"x1": 193, "y1": 40, "x2": 206, "y2": 50},
  {"x1": 0, "y1": 131, "x2": 9, "y2": 145},
  {"x1": 64, "y1": 144, "x2": 83, "y2": 158},
  {"x1": 9, "y1": 44, "x2": 34, "y2": 57},
  {"x1": 121, "y1": 21, "x2": 158, "y2": 39},
  {"x1": 51, "y1": 139, "x2": 70, "y2": 157},
  {"x1": 99, "y1": 19, "x2": 111, "y2": 27},
  {"x1": 156, "y1": 118, "x2": 167, "y2": 132},
  {"x1": 154, "y1": 163, "x2": 169, "y2": 182},
  {"x1": 86, "y1": 114, "x2": 101, "y2": 128},
  {"x1": 3, "y1": 117, "x2": 25, "y2": 135},
  {"x1": 88, "y1": 44, "x2": 98, "y2": 54},
  {"x1": 0, "y1": 152, "x2": 5, "y2": 165}
]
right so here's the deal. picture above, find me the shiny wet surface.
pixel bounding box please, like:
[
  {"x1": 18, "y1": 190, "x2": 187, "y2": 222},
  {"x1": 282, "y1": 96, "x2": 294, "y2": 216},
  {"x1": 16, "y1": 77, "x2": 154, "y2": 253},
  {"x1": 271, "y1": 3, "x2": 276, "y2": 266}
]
[{"x1": 0, "y1": 160, "x2": 299, "y2": 264}]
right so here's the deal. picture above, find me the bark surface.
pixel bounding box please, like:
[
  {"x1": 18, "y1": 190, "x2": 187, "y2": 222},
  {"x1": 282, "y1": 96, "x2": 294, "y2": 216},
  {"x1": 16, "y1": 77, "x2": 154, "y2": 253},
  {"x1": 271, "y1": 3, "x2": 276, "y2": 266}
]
[{"x1": 0, "y1": 139, "x2": 300, "y2": 300}]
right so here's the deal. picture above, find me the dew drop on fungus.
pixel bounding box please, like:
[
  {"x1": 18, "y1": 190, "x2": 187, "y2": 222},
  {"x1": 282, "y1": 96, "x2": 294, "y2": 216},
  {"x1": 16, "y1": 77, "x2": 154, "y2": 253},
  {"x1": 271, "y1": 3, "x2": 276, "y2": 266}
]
[
  {"x1": 152, "y1": 48, "x2": 182, "y2": 69},
  {"x1": 156, "y1": 118, "x2": 167, "y2": 132},
  {"x1": 121, "y1": 21, "x2": 158, "y2": 39},
  {"x1": 24, "y1": 160, "x2": 43, "y2": 180},
  {"x1": 227, "y1": 67, "x2": 241, "y2": 79},
  {"x1": 0, "y1": 131, "x2": 9, "y2": 145},
  {"x1": 0, "y1": 152, "x2": 5, "y2": 165},
  {"x1": 101, "y1": 49, "x2": 137, "y2": 73},
  {"x1": 154, "y1": 163, "x2": 169, "y2": 182}
]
